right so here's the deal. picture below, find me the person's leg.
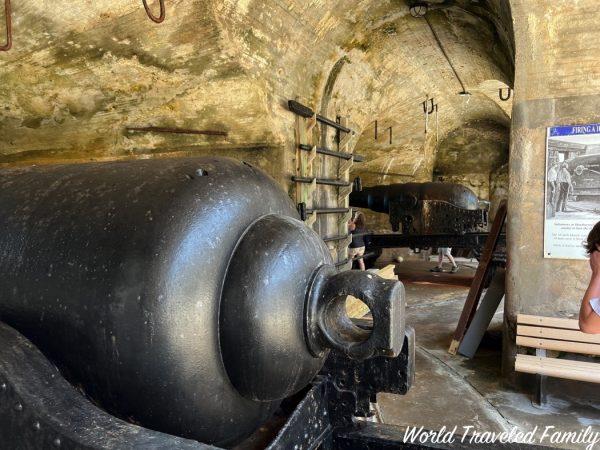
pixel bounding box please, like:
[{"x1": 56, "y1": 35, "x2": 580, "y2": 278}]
[
  {"x1": 430, "y1": 249, "x2": 443, "y2": 272},
  {"x1": 556, "y1": 184, "x2": 565, "y2": 211},
  {"x1": 357, "y1": 257, "x2": 366, "y2": 271},
  {"x1": 446, "y1": 251, "x2": 459, "y2": 273},
  {"x1": 348, "y1": 247, "x2": 358, "y2": 269},
  {"x1": 446, "y1": 252, "x2": 457, "y2": 268},
  {"x1": 559, "y1": 183, "x2": 568, "y2": 211},
  {"x1": 357, "y1": 247, "x2": 366, "y2": 271}
]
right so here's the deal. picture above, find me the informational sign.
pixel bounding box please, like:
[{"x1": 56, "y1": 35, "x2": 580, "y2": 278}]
[{"x1": 544, "y1": 123, "x2": 600, "y2": 259}]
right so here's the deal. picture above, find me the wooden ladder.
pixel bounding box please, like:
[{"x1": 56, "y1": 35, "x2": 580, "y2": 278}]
[{"x1": 292, "y1": 101, "x2": 355, "y2": 269}]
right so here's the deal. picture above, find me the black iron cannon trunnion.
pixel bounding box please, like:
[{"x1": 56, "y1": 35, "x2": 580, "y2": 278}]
[{"x1": 0, "y1": 156, "x2": 407, "y2": 446}]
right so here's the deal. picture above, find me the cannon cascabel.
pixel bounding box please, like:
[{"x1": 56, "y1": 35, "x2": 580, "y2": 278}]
[{"x1": 0, "y1": 156, "x2": 405, "y2": 446}]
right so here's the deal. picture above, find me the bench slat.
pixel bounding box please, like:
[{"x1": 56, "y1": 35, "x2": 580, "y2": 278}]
[
  {"x1": 515, "y1": 355, "x2": 600, "y2": 383},
  {"x1": 516, "y1": 336, "x2": 600, "y2": 356},
  {"x1": 517, "y1": 314, "x2": 579, "y2": 330},
  {"x1": 517, "y1": 325, "x2": 600, "y2": 345},
  {"x1": 518, "y1": 355, "x2": 599, "y2": 370}
]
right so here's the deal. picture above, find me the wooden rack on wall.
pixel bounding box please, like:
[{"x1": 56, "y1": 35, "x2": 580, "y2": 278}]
[
  {"x1": 336, "y1": 116, "x2": 354, "y2": 268},
  {"x1": 289, "y1": 100, "x2": 360, "y2": 269}
]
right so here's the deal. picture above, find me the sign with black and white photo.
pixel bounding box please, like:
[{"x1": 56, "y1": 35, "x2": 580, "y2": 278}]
[{"x1": 544, "y1": 123, "x2": 600, "y2": 259}]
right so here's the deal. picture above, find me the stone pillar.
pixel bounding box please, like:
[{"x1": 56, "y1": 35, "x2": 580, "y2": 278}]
[{"x1": 504, "y1": 0, "x2": 600, "y2": 377}]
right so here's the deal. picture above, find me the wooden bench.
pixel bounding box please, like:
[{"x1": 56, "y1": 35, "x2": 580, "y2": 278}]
[{"x1": 515, "y1": 314, "x2": 600, "y2": 406}]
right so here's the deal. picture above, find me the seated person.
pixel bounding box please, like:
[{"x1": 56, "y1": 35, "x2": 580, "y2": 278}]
[{"x1": 579, "y1": 222, "x2": 600, "y2": 334}]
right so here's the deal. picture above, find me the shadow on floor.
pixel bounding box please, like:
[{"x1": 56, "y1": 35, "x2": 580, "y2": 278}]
[{"x1": 377, "y1": 260, "x2": 600, "y2": 449}]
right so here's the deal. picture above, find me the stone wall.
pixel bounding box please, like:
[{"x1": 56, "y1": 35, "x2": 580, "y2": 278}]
[
  {"x1": 504, "y1": 0, "x2": 600, "y2": 374},
  {"x1": 0, "y1": 1, "x2": 513, "y2": 243}
]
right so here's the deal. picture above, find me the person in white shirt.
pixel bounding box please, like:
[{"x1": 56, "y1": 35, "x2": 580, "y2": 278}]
[
  {"x1": 579, "y1": 222, "x2": 600, "y2": 333},
  {"x1": 555, "y1": 163, "x2": 572, "y2": 212}
]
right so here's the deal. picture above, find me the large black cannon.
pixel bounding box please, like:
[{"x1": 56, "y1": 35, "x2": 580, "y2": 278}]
[
  {"x1": 0, "y1": 157, "x2": 407, "y2": 447},
  {"x1": 350, "y1": 182, "x2": 488, "y2": 234}
]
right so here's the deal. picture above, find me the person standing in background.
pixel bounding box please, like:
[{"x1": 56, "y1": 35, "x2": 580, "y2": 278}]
[
  {"x1": 430, "y1": 247, "x2": 459, "y2": 273},
  {"x1": 348, "y1": 212, "x2": 367, "y2": 271},
  {"x1": 547, "y1": 163, "x2": 558, "y2": 211},
  {"x1": 556, "y1": 162, "x2": 573, "y2": 213}
]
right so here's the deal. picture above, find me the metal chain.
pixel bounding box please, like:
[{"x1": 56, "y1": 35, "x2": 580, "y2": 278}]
[{"x1": 142, "y1": 0, "x2": 165, "y2": 23}]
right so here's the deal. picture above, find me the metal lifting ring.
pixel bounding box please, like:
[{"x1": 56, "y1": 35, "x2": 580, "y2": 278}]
[
  {"x1": 142, "y1": 0, "x2": 165, "y2": 23},
  {"x1": 0, "y1": 0, "x2": 12, "y2": 52}
]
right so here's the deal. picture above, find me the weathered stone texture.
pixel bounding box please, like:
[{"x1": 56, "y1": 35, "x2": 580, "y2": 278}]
[
  {"x1": 0, "y1": 0, "x2": 515, "y2": 245},
  {"x1": 0, "y1": 1, "x2": 511, "y2": 190},
  {"x1": 505, "y1": 0, "x2": 600, "y2": 373}
]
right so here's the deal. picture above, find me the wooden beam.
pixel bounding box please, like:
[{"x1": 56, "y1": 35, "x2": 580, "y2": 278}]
[
  {"x1": 337, "y1": 116, "x2": 352, "y2": 266},
  {"x1": 448, "y1": 201, "x2": 507, "y2": 354},
  {"x1": 458, "y1": 268, "x2": 505, "y2": 358},
  {"x1": 448, "y1": 200, "x2": 506, "y2": 355}
]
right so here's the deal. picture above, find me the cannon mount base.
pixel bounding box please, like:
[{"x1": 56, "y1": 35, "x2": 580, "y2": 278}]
[{"x1": 0, "y1": 321, "x2": 549, "y2": 449}]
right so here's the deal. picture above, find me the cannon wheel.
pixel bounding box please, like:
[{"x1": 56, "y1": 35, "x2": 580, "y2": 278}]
[{"x1": 0, "y1": 321, "x2": 215, "y2": 450}]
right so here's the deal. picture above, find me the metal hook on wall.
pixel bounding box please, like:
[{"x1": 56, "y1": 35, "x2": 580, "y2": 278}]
[
  {"x1": 422, "y1": 98, "x2": 435, "y2": 115},
  {"x1": 429, "y1": 102, "x2": 438, "y2": 118},
  {"x1": 374, "y1": 121, "x2": 392, "y2": 144},
  {"x1": 422, "y1": 97, "x2": 436, "y2": 134},
  {"x1": 423, "y1": 97, "x2": 429, "y2": 134},
  {"x1": 0, "y1": 0, "x2": 12, "y2": 52},
  {"x1": 434, "y1": 104, "x2": 439, "y2": 143},
  {"x1": 428, "y1": 98, "x2": 435, "y2": 115},
  {"x1": 499, "y1": 87, "x2": 512, "y2": 102},
  {"x1": 142, "y1": 0, "x2": 166, "y2": 23}
]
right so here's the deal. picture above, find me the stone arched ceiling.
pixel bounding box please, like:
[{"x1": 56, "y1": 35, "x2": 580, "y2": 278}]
[
  {"x1": 0, "y1": 0, "x2": 513, "y2": 191},
  {"x1": 331, "y1": 4, "x2": 514, "y2": 187},
  {"x1": 434, "y1": 119, "x2": 509, "y2": 176}
]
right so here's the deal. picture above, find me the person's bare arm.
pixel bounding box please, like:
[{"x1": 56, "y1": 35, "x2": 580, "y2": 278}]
[{"x1": 579, "y1": 250, "x2": 600, "y2": 333}]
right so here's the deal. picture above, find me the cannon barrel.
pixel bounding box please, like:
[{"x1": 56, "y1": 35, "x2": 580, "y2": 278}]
[
  {"x1": 350, "y1": 182, "x2": 487, "y2": 234},
  {"x1": 0, "y1": 156, "x2": 405, "y2": 446}
]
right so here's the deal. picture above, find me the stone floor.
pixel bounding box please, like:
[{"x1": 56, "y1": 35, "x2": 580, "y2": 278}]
[{"x1": 377, "y1": 258, "x2": 600, "y2": 449}]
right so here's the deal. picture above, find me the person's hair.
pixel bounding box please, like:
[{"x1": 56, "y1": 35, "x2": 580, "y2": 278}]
[
  {"x1": 586, "y1": 221, "x2": 600, "y2": 255},
  {"x1": 353, "y1": 212, "x2": 366, "y2": 229}
]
